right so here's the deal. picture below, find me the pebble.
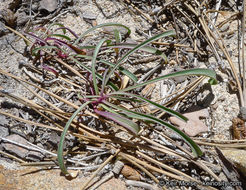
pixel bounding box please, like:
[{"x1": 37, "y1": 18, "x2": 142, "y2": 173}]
[
  {"x1": 121, "y1": 165, "x2": 141, "y2": 181},
  {"x1": 0, "y1": 115, "x2": 8, "y2": 126},
  {"x1": 39, "y1": 0, "x2": 58, "y2": 13},
  {"x1": 2, "y1": 134, "x2": 44, "y2": 161},
  {"x1": 0, "y1": 9, "x2": 16, "y2": 27},
  {"x1": 8, "y1": 0, "x2": 22, "y2": 11},
  {"x1": 240, "y1": 106, "x2": 246, "y2": 120},
  {"x1": 82, "y1": 12, "x2": 97, "y2": 20},
  {"x1": 0, "y1": 126, "x2": 9, "y2": 138},
  {"x1": 0, "y1": 21, "x2": 7, "y2": 37},
  {"x1": 112, "y1": 161, "x2": 124, "y2": 175},
  {"x1": 221, "y1": 149, "x2": 246, "y2": 177},
  {"x1": 16, "y1": 11, "x2": 29, "y2": 26},
  {"x1": 219, "y1": 23, "x2": 230, "y2": 33},
  {"x1": 0, "y1": 172, "x2": 6, "y2": 185}
]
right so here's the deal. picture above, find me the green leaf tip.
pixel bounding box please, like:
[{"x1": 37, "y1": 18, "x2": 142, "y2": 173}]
[{"x1": 208, "y1": 78, "x2": 218, "y2": 85}]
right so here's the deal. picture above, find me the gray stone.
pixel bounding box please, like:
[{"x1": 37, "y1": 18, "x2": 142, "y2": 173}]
[
  {"x1": 2, "y1": 134, "x2": 29, "y2": 158},
  {"x1": 0, "y1": 9, "x2": 16, "y2": 27},
  {"x1": 240, "y1": 106, "x2": 246, "y2": 120},
  {"x1": 0, "y1": 126, "x2": 9, "y2": 138},
  {"x1": 219, "y1": 23, "x2": 230, "y2": 33},
  {"x1": 0, "y1": 115, "x2": 8, "y2": 126},
  {"x1": 16, "y1": 11, "x2": 29, "y2": 26},
  {"x1": 82, "y1": 12, "x2": 97, "y2": 20},
  {"x1": 39, "y1": 0, "x2": 58, "y2": 12},
  {"x1": 0, "y1": 21, "x2": 7, "y2": 37},
  {"x1": 2, "y1": 134, "x2": 44, "y2": 161},
  {"x1": 8, "y1": 0, "x2": 22, "y2": 11},
  {"x1": 221, "y1": 149, "x2": 246, "y2": 177}
]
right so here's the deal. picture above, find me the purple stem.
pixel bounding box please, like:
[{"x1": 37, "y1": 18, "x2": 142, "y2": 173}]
[
  {"x1": 55, "y1": 27, "x2": 79, "y2": 38},
  {"x1": 45, "y1": 37, "x2": 78, "y2": 53},
  {"x1": 24, "y1": 32, "x2": 47, "y2": 46}
]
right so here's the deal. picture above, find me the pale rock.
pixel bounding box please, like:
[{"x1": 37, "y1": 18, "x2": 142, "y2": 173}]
[
  {"x1": 169, "y1": 108, "x2": 209, "y2": 136},
  {"x1": 2, "y1": 134, "x2": 44, "y2": 161},
  {"x1": 40, "y1": 0, "x2": 58, "y2": 12},
  {"x1": 221, "y1": 149, "x2": 246, "y2": 177}
]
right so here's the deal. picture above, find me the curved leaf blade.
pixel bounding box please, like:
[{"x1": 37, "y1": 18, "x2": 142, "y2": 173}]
[
  {"x1": 74, "y1": 23, "x2": 131, "y2": 45},
  {"x1": 120, "y1": 68, "x2": 217, "y2": 92},
  {"x1": 92, "y1": 39, "x2": 109, "y2": 95},
  {"x1": 110, "y1": 92, "x2": 187, "y2": 122},
  {"x1": 69, "y1": 56, "x2": 119, "y2": 91},
  {"x1": 104, "y1": 30, "x2": 175, "y2": 87},
  {"x1": 95, "y1": 106, "x2": 139, "y2": 135},
  {"x1": 106, "y1": 43, "x2": 167, "y2": 62},
  {"x1": 32, "y1": 45, "x2": 58, "y2": 55},
  {"x1": 74, "y1": 54, "x2": 138, "y2": 83},
  {"x1": 57, "y1": 101, "x2": 91, "y2": 175},
  {"x1": 47, "y1": 34, "x2": 72, "y2": 41},
  {"x1": 103, "y1": 101, "x2": 202, "y2": 157}
]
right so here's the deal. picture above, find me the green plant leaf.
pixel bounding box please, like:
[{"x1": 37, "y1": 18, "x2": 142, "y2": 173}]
[
  {"x1": 95, "y1": 104, "x2": 140, "y2": 134},
  {"x1": 32, "y1": 45, "x2": 59, "y2": 56},
  {"x1": 92, "y1": 39, "x2": 109, "y2": 95},
  {"x1": 104, "y1": 30, "x2": 175, "y2": 87},
  {"x1": 79, "y1": 44, "x2": 167, "y2": 61},
  {"x1": 57, "y1": 101, "x2": 91, "y2": 175},
  {"x1": 47, "y1": 34, "x2": 72, "y2": 41},
  {"x1": 74, "y1": 23, "x2": 131, "y2": 45},
  {"x1": 70, "y1": 56, "x2": 119, "y2": 91},
  {"x1": 45, "y1": 23, "x2": 66, "y2": 35},
  {"x1": 110, "y1": 92, "x2": 187, "y2": 121},
  {"x1": 114, "y1": 29, "x2": 122, "y2": 44},
  {"x1": 103, "y1": 101, "x2": 202, "y2": 157},
  {"x1": 74, "y1": 54, "x2": 138, "y2": 83},
  {"x1": 208, "y1": 78, "x2": 218, "y2": 85},
  {"x1": 105, "y1": 43, "x2": 167, "y2": 62},
  {"x1": 120, "y1": 68, "x2": 217, "y2": 92}
]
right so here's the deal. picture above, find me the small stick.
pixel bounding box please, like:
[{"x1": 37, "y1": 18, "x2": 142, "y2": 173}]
[
  {"x1": 211, "y1": 0, "x2": 222, "y2": 25},
  {"x1": 119, "y1": 152, "x2": 159, "y2": 184},
  {"x1": 0, "y1": 150, "x2": 26, "y2": 163},
  {"x1": 192, "y1": 137, "x2": 246, "y2": 143},
  {"x1": 194, "y1": 140, "x2": 246, "y2": 148},
  {"x1": 91, "y1": 161, "x2": 125, "y2": 190},
  {"x1": 242, "y1": 0, "x2": 246, "y2": 104},
  {"x1": 126, "y1": 180, "x2": 155, "y2": 190},
  {"x1": 0, "y1": 110, "x2": 61, "y2": 131},
  {"x1": 136, "y1": 150, "x2": 199, "y2": 183},
  {"x1": 80, "y1": 149, "x2": 120, "y2": 190}
]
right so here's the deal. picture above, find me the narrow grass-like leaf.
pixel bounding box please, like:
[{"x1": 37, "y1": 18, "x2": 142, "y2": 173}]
[
  {"x1": 92, "y1": 39, "x2": 109, "y2": 95},
  {"x1": 31, "y1": 45, "x2": 58, "y2": 55},
  {"x1": 95, "y1": 107, "x2": 139, "y2": 135},
  {"x1": 108, "y1": 95, "x2": 141, "y2": 102},
  {"x1": 208, "y1": 78, "x2": 218, "y2": 85},
  {"x1": 55, "y1": 27, "x2": 79, "y2": 38},
  {"x1": 114, "y1": 29, "x2": 122, "y2": 43},
  {"x1": 103, "y1": 101, "x2": 202, "y2": 157},
  {"x1": 47, "y1": 34, "x2": 72, "y2": 41},
  {"x1": 25, "y1": 32, "x2": 47, "y2": 45},
  {"x1": 104, "y1": 30, "x2": 175, "y2": 87},
  {"x1": 113, "y1": 29, "x2": 121, "y2": 55},
  {"x1": 57, "y1": 101, "x2": 91, "y2": 175},
  {"x1": 74, "y1": 23, "x2": 131, "y2": 45},
  {"x1": 120, "y1": 68, "x2": 217, "y2": 92},
  {"x1": 70, "y1": 56, "x2": 119, "y2": 91},
  {"x1": 110, "y1": 92, "x2": 187, "y2": 121},
  {"x1": 79, "y1": 43, "x2": 167, "y2": 59},
  {"x1": 45, "y1": 23, "x2": 66, "y2": 35},
  {"x1": 106, "y1": 43, "x2": 167, "y2": 61},
  {"x1": 74, "y1": 54, "x2": 138, "y2": 82},
  {"x1": 101, "y1": 69, "x2": 108, "y2": 95}
]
